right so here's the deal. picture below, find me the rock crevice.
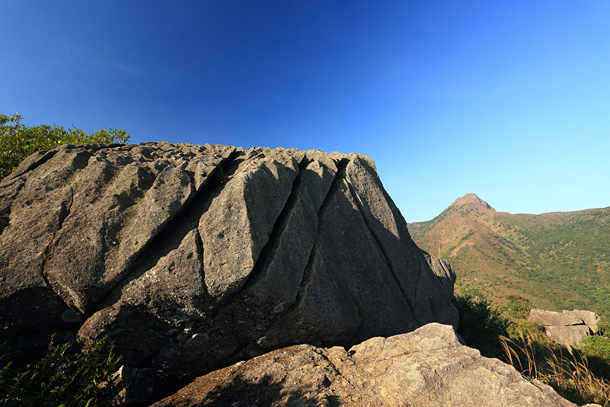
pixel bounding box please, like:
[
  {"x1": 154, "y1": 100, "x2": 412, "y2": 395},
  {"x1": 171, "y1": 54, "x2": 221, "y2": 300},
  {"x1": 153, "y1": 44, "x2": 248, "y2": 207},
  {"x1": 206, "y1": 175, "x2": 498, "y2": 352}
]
[
  {"x1": 529, "y1": 309, "x2": 601, "y2": 346},
  {"x1": 0, "y1": 142, "x2": 458, "y2": 395}
]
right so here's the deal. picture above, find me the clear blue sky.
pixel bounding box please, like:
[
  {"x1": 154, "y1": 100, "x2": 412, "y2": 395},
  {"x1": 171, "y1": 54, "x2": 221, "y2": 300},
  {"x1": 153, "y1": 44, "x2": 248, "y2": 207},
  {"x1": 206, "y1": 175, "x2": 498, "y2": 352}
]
[{"x1": 2, "y1": 1, "x2": 609, "y2": 222}]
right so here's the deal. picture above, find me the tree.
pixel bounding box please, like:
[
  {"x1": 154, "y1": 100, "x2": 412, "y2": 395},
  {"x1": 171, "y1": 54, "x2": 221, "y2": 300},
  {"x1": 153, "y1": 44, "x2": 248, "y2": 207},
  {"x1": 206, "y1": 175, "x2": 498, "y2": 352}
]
[{"x1": 0, "y1": 113, "x2": 130, "y2": 179}]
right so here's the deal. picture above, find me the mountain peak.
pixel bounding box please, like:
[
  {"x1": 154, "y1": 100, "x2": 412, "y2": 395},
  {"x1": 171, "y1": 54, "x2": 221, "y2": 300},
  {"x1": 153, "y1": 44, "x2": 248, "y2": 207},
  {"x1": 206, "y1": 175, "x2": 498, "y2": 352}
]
[{"x1": 451, "y1": 193, "x2": 495, "y2": 212}]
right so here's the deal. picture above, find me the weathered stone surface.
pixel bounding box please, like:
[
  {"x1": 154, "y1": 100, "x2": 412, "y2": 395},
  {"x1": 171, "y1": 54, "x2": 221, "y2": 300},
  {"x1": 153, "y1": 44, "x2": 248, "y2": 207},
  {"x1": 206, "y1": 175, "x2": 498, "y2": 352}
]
[
  {"x1": 544, "y1": 325, "x2": 593, "y2": 347},
  {"x1": 529, "y1": 309, "x2": 600, "y2": 345},
  {"x1": 570, "y1": 310, "x2": 602, "y2": 333},
  {"x1": 152, "y1": 323, "x2": 582, "y2": 407},
  {"x1": 421, "y1": 249, "x2": 456, "y2": 295},
  {"x1": 113, "y1": 365, "x2": 155, "y2": 406},
  {"x1": 343, "y1": 155, "x2": 457, "y2": 325},
  {"x1": 0, "y1": 142, "x2": 457, "y2": 392}
]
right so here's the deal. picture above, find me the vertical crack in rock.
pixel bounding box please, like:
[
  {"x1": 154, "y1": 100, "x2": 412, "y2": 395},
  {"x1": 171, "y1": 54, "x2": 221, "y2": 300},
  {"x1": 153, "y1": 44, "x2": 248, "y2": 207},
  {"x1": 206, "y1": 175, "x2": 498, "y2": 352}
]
[
  {"x1": 220, "y1": 158, "x2": 352, "y2": 356},
  {"x1": 344, "y1": 181, "x2": 420, "y2": 326},
  {"x1": 40, "y1": 187, "x2": 74, "y2": 284},
  {"x1": 267, "y1": 157, "x2": 366, "y2": 344},
  {"x1": 251, "y1": 157, "x2": 352, "y2": 346},
  {"x1": 0, "y1": 179, "x2": 26, "y2": 238},
  {"x1": 234, "y1": 156, "x2": 311, "y2": 295},
  {"x1": 317, "y1": 158, "x2": 368, "y2": 345},
  {"x1": 194, "y1": 228, "x2": 206, "y2": 293},
  {"x1": 198, "y1": 148, "x2": 304, "y2": 303},
  {"x1": 88, "y1": 149, "x2": 244, "y2": 315},
  {"x1": 37, "y1": 187, "x2": 81, "y2": 314},
  {"x1": 296, "y1": 157, "x2": 349, "y2": 300},
  {"x1": 414, "y1": 249, "x2": 426, "y2": 297}
]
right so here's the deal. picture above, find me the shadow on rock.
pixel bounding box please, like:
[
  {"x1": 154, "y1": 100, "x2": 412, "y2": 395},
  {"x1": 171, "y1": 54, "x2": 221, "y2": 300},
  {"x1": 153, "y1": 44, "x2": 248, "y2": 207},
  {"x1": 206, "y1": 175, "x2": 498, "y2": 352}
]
[{"x1": 153, "y1": 372, "x2": 334, "y2": 407}]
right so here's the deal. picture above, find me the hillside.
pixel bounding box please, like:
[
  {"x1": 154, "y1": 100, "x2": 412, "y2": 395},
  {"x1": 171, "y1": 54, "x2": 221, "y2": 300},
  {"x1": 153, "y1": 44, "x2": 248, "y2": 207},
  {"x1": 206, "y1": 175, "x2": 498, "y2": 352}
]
[{"x1": 409, "y1": 193, "x2": 610, "y2": 316}]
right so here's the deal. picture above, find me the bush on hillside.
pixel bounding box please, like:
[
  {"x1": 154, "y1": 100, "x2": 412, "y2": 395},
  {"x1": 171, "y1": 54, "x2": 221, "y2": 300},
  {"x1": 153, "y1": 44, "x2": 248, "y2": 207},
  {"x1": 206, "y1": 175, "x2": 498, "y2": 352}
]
[
  {"x1": 582, "y1": 335, "x2": 610, "y2": 359},
  {"x1": 505, "y1": 294, "x2": 533, "y2": 318},
  {"x1": 0, "y1": 112, "x2": 130, "y2": 180},
  {"x1": 597, "y1": 315, "x2": 610, "y2": 337},
  {"x1": 0, "y1": 336, "x2": 124, "y2": 407},
  {"x1": 453, "y1": 294, "x2": 509, "y2": 358},
  {"x1": 500, "y1": 295, "x2": 547, "y2": 340}
]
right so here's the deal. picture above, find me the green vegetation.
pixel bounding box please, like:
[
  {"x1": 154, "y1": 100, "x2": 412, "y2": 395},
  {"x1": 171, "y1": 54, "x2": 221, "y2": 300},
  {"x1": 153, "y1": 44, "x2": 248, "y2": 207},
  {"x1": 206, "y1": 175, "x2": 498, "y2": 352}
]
[
  {"x1": 417, "y1": 196, "x2": 610, "y2": 403},
  {"x1": 0, "y1": 112, "x2": 131, "y2": 403},
  {"x1": 504, "y1": 294, "x2": 533, "y2": 318},
  {"x1": 456, "y1": 293, "x2": 610, "y2": 406},
  {"x1": 410, "y1": 195, "x2": 610, "y2": 316},
  {"x1": 582, "y1": 316, "x2": 610, "y2": 362},
  {"x1": 453, "y1": 294, "x2": 508, "y2": 358},
  {"x1": 1, "y1": 112, "x2": 130, "y2": 180},
  {"x1": 0, "y1": 336, "x2": 123, "y2": 406},
  {"x1": 582, "y1": 336, "x2": 610, "y2": 359}
]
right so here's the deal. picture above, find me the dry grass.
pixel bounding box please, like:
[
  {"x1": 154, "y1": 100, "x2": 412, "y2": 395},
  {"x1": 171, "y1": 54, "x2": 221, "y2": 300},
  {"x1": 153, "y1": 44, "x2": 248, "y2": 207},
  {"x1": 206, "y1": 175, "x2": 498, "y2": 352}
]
[{"x1": 501, "y1": 332, "x2": 610, "y2": 406}]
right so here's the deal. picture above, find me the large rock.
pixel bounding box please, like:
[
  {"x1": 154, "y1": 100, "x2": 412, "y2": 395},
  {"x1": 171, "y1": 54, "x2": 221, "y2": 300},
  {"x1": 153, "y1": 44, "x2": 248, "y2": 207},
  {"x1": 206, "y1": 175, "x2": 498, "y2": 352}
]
[
  {"x1": 0, "y1": 142, "x2": 456, "y2": 387},
  {"x1": 529, "y1": 309, "x2": 601, "y2": 346},
  {"x1": 152, "y1": 323, "x2": 586, "y2": 407},
  {"x1": 421, "y1": 249, "x2": 456, "y2": 295}
]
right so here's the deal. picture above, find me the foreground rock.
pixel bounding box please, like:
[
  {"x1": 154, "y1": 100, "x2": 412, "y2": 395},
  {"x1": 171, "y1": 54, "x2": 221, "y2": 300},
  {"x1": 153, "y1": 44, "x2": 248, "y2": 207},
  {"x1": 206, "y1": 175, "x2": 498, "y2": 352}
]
[
  {"x1": 0, "y1": 142, "x2": 456, "y2": 388},
  {"x1": 153, "y1": 323, "x2": 583, "y2": 407},
  {"x1": 529, "y1": 309, "x2": 601, "y2": 346}
]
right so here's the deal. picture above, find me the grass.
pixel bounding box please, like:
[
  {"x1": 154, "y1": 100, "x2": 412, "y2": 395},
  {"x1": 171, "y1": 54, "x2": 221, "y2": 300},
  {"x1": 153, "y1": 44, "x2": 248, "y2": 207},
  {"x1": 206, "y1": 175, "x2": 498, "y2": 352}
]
[
  {"x1": 455, "y1": 293, "x2": 610, "y2": 406},
  {"x1": 501, "y1": 332, "x2": 610, "y2": 406}
]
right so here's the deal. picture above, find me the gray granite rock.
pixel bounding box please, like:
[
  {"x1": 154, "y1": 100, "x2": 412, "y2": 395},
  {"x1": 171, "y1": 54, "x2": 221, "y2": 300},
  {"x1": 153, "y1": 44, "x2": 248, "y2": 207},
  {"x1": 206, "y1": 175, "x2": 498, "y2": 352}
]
[
  {"x1": 0, "y1": 142, "x2": 457, "y2": 390},
  {"x1": 421, "y1": 249, "x2": 456, "y2": 295},
  {"x1": 152, "y1": 323, "x2": 584, "y2": 407},
  {"x1": 529, "y1": 309, "x2": 601, "y2": 346}
]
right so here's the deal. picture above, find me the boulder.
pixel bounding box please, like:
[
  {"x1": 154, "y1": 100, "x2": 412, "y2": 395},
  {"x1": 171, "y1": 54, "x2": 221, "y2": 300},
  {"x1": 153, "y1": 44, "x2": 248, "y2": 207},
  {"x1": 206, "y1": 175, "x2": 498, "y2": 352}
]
[
  {"x1": 152, "y1": 323, "x2": 585, "y2": 407},
  {"x1": 0, "y1": 142, "x2": 457, "y2": 388},
  {"x1": 570, "y1": 310, "x2": 602, "y2": 334},
  {"x1": 529, "y1": 309, "x2": 601, "y2": 346}
]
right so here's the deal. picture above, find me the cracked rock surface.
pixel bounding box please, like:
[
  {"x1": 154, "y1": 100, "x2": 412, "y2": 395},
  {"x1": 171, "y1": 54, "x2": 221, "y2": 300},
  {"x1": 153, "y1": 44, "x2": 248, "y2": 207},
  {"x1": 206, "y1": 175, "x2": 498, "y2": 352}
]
[
  {"x1": 152, "y1": 323, "x2": 582, "y2": 407},
  {"x1": 0, "y1": 142, "x2": 457, "y2": 389},
  {"x1": 529, "y1": 309, "x2": 601, "y2": 346}
]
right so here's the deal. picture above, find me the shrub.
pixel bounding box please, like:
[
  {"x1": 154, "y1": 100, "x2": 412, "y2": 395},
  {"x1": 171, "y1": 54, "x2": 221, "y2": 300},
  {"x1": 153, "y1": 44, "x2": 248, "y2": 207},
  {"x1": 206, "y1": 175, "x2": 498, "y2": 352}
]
[
  {"x1": 0, "y1": 336, "x2": 123, "y2": 407},
  {"x1": 453, "y1": 294, "x2": 509, "y2": 358},
  {"x1": 505, "y1": 294, "x2": 533, "y2": 319},
  {"x1": 597, "y1": 315, "x2": 610, "y2": 337},
  {"x1": 0, "y1": 112, "x2": 130, "y2": 180},
  {"x1": 582, "y1": 335, "x2": 610, "y2": 359}
]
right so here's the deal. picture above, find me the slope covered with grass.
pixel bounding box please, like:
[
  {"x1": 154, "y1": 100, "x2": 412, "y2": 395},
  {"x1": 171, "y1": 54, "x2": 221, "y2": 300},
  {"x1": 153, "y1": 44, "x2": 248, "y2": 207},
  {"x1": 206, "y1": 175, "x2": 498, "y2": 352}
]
[{"x1": 410, "y1": 193, "x2": 610, "y2": 315}]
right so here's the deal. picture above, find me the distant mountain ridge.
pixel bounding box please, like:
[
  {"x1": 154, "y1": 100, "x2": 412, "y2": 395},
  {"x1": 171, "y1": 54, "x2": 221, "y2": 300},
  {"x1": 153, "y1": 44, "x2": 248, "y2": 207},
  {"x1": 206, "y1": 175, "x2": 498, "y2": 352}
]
[{"x1": 409, "y1": 193, "x2": 610, "y2": 316}]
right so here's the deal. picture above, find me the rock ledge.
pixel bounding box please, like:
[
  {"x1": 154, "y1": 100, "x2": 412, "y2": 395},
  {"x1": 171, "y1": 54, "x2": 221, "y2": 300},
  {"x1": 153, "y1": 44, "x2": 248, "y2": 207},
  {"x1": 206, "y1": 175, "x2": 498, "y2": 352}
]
[{"x1": 153, "y1": 323, "x2": 585, "y2": 407}]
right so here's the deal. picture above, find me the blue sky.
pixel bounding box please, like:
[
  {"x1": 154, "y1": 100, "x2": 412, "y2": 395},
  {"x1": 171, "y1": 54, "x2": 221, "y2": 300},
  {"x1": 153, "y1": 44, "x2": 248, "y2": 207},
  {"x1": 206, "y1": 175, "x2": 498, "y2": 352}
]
[{"x1": 2, "y1": 1, "x2": 609, "y2": 222}]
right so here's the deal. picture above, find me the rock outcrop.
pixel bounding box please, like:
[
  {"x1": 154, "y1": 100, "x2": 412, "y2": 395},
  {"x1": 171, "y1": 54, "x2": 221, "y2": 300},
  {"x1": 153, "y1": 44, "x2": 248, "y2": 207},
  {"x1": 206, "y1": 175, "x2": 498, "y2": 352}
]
[
  {"x1": 421, "y1": 250, "x2": 456, "y2": 295},
  {"x1": 529, "y1": 309, "x2": 601, "y2": 346},
  {"x1": 152, "y1": 323, "x2": 583, "y2": 407},
  {"x1": 0, "y1": 142, "x2": 457, "y2": 389}
]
